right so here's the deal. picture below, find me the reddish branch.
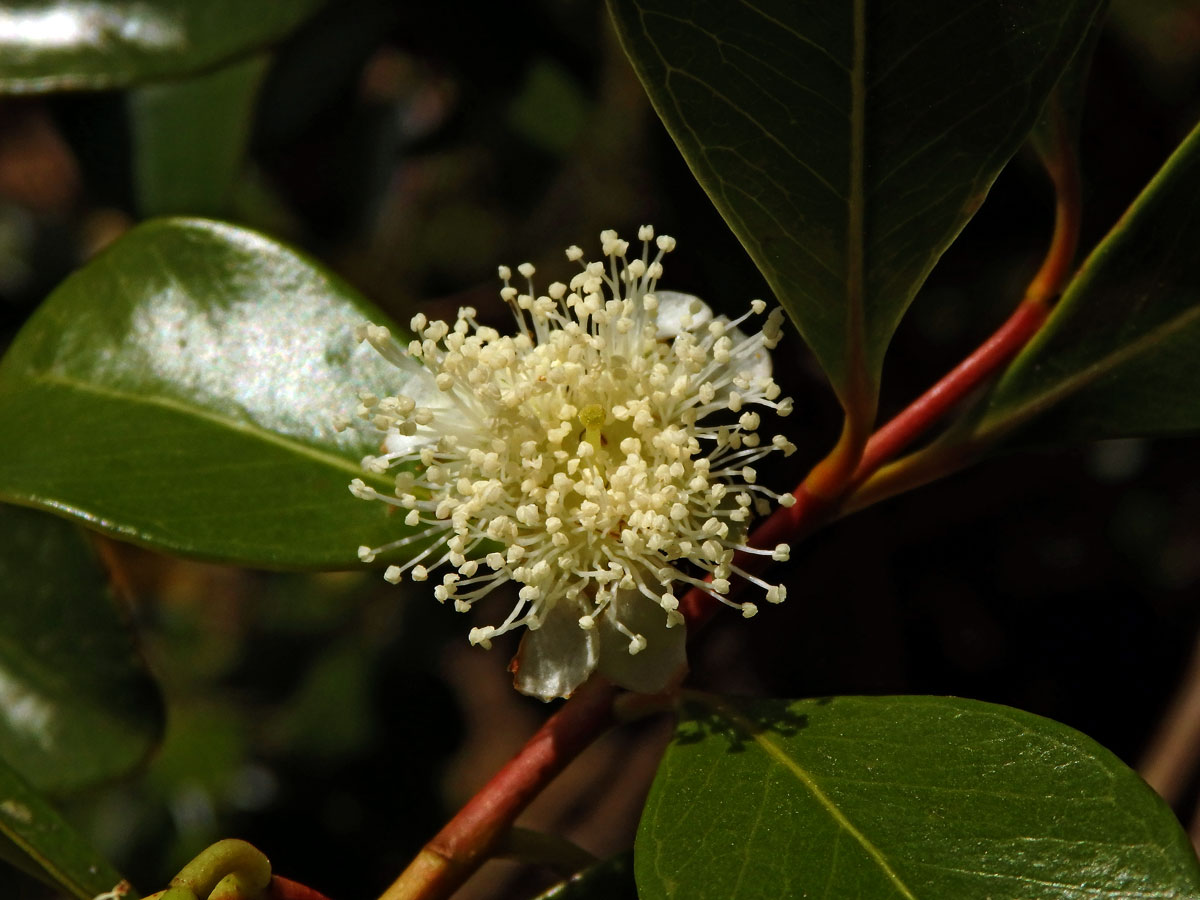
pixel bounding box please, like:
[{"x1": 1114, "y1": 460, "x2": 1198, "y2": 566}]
[
  {"x1": 269, "y1": 876, "x2": 336, "y2": 900},
  {"x1": 377, "y1": 679, "x2": 618, "y2": 900},
  {"x1": 842, "y1": 98, "x2": 1081, "y2": 510},
  {"x1": 1140, "y1": 628, "x2": 1200, "y2": 807},
  {"x1": 849, "y1": 298, "x2": 1049, "y2": 483},
  {"x1": 851, "y1": 100, "x2": 1079, "y2": 487}
]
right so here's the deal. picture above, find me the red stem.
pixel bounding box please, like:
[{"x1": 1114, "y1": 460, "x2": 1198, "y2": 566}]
[
  {"x1": 850, "y1": 298, "x2": 1048, "y2": 483},
  {"x1": 675, "y1": 287, "x2": 1052, "y2": 628},
  {"x1": 268, "y1": 876, "x2": 336, "y2": 900},
  {"x1": 841, "y1": 96, "x2": 1080, "y2": 504},
  {"x1": 377, "y1": 679, "x2": 618, "y2": 900},
  {"x1": 847, "y1": 94, "x2": 1079, "y2": 491}
]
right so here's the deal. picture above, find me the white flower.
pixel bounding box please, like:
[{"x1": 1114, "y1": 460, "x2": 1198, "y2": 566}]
[{"x1": 344, "y1": 227, "x2": 796, "y2": 700}]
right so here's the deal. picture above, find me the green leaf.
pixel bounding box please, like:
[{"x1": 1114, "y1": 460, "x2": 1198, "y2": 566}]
[
  {"x1": 978, "y1": 119, "x2": 1200, "y2": 445},
  {"x1": 131, "y1": 54, "x2": 270, "y2": 218},
  {"x1": 0, "y1": 755, "x2": 134, "y2": 900},
  {"x1": 0, "y1": 217, "x2": 420, "y2": 568},
  {"x1": 532, "y1": 853, "x2": 636, "y2": 900},
  {"x1": 607, "y1": 0, "x2": 1105, "y2": 409},
  {"x1": 637, "y1": 694, "x2": 1200, "y2": 900},
  {"x1": 0, "y1": 0, "x2": 323, "y2": 94},
  {"x1": 0, "y1": 504, "x2": 163, "y2": 794}
]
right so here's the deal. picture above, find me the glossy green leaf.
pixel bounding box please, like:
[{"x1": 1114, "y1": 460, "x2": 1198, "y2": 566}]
[
  {"x1": 0, "y1": 504, "x2": 163, "y2": 794},
  {"x1": 977, "y1": 119, "x2": 1200, "y2": 445},
  {"x1": 532, "y1": 853, "x2": 636, "y2": 900},
  {"x1": 131, "y1": 54, "x2": 269, "y2": 218},
  {"x1": 637, "y1": 694, "x2": 1200, "y2": 900},
  {"x1": 0, "y1": 217, "x2": 419, "y2": 568},
  {"x1": 607, "y1": 0, "x2": 1105, "y2": 408},
  {"x1": 0, "y1": 755, "x2": 133, "y2": 900},
  {"x1": 0, "y1": 0, "x2": 323, "y2": 94}
]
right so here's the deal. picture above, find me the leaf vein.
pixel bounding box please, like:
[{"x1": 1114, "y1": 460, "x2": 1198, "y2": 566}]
[
  {"x1": 709, "y1": 696, "x2": 919, "y2": 900},
  {"x1": 30, "y1": 371, "x2": 382, "y2": 487}
]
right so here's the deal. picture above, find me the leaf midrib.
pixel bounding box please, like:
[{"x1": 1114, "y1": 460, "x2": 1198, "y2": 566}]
[
  {"x1": 981, "y1": 301, "x2": 1200, "y2": 439},
  {"x1": 845, "y1": 0, "x2": 867, "y2": 388},
  {"x1": 27, "y1": 370, "x2": 390, "y2": 490},
  {"x1": 706, "y1": 695, "x2": 918, "y2": 900},
  {"x1": 0, "y1": 770, "x2": 104, "y2": 900}
]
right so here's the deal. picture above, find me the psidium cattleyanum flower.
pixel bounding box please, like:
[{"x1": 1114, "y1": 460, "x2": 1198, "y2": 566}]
[{"x1": 340, "y1": 227, "x2": 796, "y2": 701}]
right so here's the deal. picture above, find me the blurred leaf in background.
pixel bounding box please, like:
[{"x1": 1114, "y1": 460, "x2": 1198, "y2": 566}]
[
  {"x1": 0, "y1": 0, "x2": 326, "y2": 94},
  {"x1": 0, "y1": 504, "x2": 163, "y2": 795},
  {"x1": 0, "y1": 505, "x2": 156, "y2": 899}
]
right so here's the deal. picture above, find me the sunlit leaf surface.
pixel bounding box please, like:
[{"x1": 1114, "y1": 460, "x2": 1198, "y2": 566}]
[{"x1": 0, "y1": 218, "x2": 418, "y2": 568}]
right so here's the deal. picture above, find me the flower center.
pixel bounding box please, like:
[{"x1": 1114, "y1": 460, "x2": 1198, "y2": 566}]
[{"x1": 578, "y1": 402, "x2": 606, "y2": 450}]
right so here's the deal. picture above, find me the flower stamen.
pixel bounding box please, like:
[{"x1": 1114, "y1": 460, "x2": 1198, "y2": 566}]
[{"x1": 348, "y1": 228, "x2": 795, "y2": 699}]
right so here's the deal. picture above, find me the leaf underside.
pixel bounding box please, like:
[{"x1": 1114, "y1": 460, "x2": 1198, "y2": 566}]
[{"x1": 608, "y1": 0, "x2": 1105, "y2": 409}]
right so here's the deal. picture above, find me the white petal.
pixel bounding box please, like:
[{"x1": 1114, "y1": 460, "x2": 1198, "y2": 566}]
[
  {"x1": 381, "y1": 363, "x2": 458, "y2": 457},
  {"x1": 511, "y1": 603, "x2": 599, "y2": 701},
  {"x1": 656, "y1": 293, "x2": 771, "y2": 381},
  {"x1": 383, "y1": 428, "x2": 434, "y2": 457},
  {"x1": 654, "y1": 291, "x2": 712, "y2": 338},
  {"x1": 595, "y1": 591, "x2": 688, "y2": 694},
  {"x1": 725, "y1": 319, "x2": 773, "y2": 380}
]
